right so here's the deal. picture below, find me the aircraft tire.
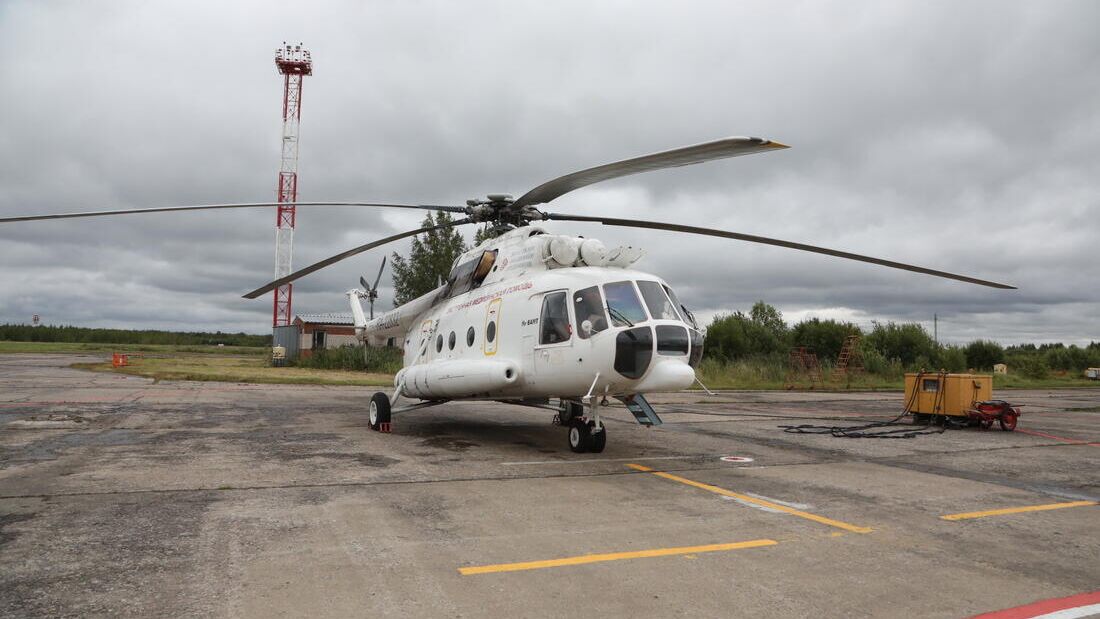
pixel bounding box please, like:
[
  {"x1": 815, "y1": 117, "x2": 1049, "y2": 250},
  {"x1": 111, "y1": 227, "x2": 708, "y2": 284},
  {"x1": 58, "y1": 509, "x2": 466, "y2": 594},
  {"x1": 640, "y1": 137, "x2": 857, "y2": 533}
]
[
  {"x1": 369, "y1": 392, "x2": 391, "y2": 431},
  {"x1": 568, "y1": 419, "x2": 592, "y2": 453},
  {"x1": 589, "y1": 422, "x2": 606, "y2": 453}
]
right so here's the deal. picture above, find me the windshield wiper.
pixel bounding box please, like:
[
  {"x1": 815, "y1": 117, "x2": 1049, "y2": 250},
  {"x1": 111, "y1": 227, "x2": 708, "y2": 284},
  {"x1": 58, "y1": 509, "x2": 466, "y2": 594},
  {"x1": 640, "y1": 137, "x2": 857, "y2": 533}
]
[
  {"x1": 680, "y1": 305, "x2": 698, "y2": 329},
  {"x1": 606, "y1": 305, "x2": 635, "y2": 327}
]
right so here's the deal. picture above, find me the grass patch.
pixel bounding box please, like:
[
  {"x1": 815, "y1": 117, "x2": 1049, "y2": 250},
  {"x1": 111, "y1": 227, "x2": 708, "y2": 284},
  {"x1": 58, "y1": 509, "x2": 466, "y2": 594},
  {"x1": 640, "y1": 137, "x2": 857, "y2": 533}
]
[
  {"x1": 0, "y1": 340, "x2": 267, "y2": 356},
  {"x1": 695, "y1": 357, "x2": 1100, "y2": 391},
  {"x1": 72, "y1": 354, "x2": 393, "y2": 387}
]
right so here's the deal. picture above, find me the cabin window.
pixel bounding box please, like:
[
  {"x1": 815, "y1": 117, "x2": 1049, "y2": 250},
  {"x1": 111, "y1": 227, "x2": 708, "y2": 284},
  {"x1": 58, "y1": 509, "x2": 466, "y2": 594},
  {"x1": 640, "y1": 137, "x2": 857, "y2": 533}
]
[
  {"x1": 486, "y1": 321, "x2": 497, "y2": 343},
  {"x1": 603, "y1": 281, "x2": 648, "y2": 327},
  {"x1": 435, "y1": 334, "x2": 443, "y2": 353},
  {"x1": 466, "y1": 326, "x2": 475, "y2": 347},
  {"x1": 637, "y1": 281, "x2": 680, "y2": 321},
  {"x1": 573, "y1": 286, "x2": 608, "y2": 339},
  {"x1": 539, "y1": 291, "x2": 572, "y2": 345},
  {"x1": 448, "y1": 331, "x2": 456, "y2": 350}
]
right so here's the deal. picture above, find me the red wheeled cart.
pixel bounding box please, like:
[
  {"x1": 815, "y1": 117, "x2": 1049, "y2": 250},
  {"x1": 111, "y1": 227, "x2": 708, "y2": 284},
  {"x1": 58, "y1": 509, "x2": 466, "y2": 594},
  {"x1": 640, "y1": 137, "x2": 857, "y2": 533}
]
[{"x1": 967, "y1": 400, "x2": 1021, "y2": 431}]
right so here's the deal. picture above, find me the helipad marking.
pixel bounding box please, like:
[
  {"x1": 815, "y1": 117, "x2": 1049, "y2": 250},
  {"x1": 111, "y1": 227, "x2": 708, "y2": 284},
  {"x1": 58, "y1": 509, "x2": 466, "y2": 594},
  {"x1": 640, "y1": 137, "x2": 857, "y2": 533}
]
[
  {"x1": 627, "y1": 464, "x2": 872, "y2": 533},
  {"x1": 1016, "y1": 428, "x2": 1100, "y2": 447},
  {"x1": 970, "y1": 589, "x2": 1100, "y2": 618},
  {"x1": 501, "y1": 455, "x2": 705, "y2": 466},
  {"x1": 720, "y1": 456, "x2": 754, "y2": 463},
  {"x1": 458, "y1": 538, "x2": 778, "y2": 575},
  {"x1": 941, "y1": 500, "x2": 1097, "y2": 521}
]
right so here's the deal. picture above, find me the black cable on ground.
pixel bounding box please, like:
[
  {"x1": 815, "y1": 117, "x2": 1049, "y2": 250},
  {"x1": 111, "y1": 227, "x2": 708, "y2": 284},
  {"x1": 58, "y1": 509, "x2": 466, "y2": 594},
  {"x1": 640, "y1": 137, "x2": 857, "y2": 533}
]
[{"x1": 778, "y1": 371, "x2": 962, "y2": 439}]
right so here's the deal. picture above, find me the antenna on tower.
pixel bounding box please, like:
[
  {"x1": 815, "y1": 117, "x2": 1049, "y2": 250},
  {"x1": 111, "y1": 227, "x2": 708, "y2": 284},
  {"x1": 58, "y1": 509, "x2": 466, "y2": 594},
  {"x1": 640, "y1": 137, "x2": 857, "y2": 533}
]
[{"x1": 272, "y1": 42, "x2": 313, "y2": 329}]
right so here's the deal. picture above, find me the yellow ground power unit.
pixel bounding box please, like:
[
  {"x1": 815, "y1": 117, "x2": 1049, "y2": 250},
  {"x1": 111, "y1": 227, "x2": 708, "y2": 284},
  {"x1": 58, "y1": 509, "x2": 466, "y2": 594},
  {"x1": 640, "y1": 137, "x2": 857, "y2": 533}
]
[{"x1": 903, "y1": 372, "x2": 992, "y2": 418}]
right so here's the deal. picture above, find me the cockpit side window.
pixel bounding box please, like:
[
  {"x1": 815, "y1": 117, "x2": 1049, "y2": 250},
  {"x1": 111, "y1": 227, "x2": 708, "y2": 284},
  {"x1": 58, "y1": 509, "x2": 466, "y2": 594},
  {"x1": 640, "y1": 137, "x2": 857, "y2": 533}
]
[
  {"x1": 573, "y1": 286, "x2": 608, "y2": 339},
  {"x1": 603, "y1": 281, "x2": 648, "y2": 326},
  {"x1": 539, "y1": 291, "x2": 571, "y2": 345},
  {"x1": 471, "y1": 250, "x2": 497, "y2": 289},
  {"x1": 444, "y1": 250, "x2": 497, "y2": 299},
  {"x1": 443, "y1": 258, "x2": 479, "y2": 299},
  {"x1": 637, "y1": 281, "x2": 681, "y2": 321}
]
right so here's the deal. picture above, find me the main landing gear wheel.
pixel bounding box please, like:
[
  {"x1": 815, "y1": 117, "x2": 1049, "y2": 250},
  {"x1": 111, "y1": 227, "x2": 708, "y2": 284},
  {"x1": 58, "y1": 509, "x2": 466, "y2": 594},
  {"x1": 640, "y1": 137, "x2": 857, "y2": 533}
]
[
  {"x1": 560, "y1": 401, "x2": 584, "y2": 426},
  {"x1": 369, "y1": 392, "x2": 392, "y2": 433},
  {"x1": 567, "y1": 420, "x2": 607, "y2": 453}
]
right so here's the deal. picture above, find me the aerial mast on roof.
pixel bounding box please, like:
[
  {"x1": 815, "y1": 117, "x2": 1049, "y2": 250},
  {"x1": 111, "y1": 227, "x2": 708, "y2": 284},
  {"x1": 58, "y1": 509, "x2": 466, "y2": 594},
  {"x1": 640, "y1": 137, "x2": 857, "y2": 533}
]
[{"x1": 272, "y1": 42, "x2": 313, "y2": 329}]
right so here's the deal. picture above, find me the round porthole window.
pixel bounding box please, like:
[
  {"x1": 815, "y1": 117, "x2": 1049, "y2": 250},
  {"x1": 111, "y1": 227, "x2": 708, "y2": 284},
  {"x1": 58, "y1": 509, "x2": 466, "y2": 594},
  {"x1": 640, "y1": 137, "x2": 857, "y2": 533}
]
[
  {"x1": 486, "y1": 321, "x2": 497, "y2": 343},
  {"x1": 435, "y1": 334, "x2": 443, "y2": 353},
  {"x1": 466, "y1": 326, "x2": 475, "y2": 347},
  {"x1": 448, "y1": 331, "x2": 456, "y2": 350}
]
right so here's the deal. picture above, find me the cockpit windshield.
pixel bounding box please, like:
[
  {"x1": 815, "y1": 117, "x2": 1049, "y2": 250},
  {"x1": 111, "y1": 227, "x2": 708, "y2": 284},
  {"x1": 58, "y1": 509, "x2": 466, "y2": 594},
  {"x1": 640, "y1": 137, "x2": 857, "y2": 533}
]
[
  {"x1": 573, "y1": 286, "x2": 608, "y2": 339},
  {"x1": 637, "y1": 281, "x2": 681, "y2": 321},
  {"x1": 603, "y1": 281, "x2": 648, "y2": 327},
  {"x1": 662, "y1": 284, "x2": 697, "y2": 328}
]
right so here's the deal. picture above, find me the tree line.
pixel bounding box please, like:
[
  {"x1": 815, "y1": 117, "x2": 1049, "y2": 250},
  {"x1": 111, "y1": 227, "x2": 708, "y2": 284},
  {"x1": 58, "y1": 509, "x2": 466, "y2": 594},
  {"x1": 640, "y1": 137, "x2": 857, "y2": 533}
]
[
  {"x1": 704, "y1": 302, "x2": 1100, "y2": 378},
  {"x1": 0, "y1": 324, "x2": 271, "y2": 347}
]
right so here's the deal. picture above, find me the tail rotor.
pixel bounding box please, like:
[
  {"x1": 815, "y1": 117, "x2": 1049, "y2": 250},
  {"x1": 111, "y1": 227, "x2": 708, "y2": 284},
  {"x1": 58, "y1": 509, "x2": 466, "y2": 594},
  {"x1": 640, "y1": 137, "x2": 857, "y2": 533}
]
[{"x1": 359, "y1": 256, "x2": 387, "y2": 319}]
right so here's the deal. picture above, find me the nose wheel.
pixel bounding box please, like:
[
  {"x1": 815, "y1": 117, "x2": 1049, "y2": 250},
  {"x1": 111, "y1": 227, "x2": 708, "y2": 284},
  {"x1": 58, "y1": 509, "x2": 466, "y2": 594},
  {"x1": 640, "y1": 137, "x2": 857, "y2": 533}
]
[{"x1": 567, "y1": 419, "x2": 606, "y2": 453}]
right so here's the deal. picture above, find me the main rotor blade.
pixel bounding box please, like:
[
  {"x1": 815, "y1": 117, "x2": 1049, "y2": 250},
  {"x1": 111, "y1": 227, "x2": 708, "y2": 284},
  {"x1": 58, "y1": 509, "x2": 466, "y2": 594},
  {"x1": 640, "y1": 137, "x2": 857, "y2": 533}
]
[
  {"x1": 544, "y1": 213, "x2": 1016, "y2": 290},
  {"x1": 243, "y1": 218, "x2": 472, "y2": 299},
  {"x1": 509, "y1": 137, "x2": 788, "y2": 211},
  {"x1": 371, "y1": 255, "x2": 388, "y2": 291},
  {"x1": 0, "y1": 201, "x2": 466, "y2": 224}
]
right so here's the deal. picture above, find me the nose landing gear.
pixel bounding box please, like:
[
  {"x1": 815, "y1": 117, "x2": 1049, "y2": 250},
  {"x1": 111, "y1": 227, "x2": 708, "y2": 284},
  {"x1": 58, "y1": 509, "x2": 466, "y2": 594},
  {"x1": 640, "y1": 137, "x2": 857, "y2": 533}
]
[
  {"x1": 567, "y1": 418, "x2": 607, "y2": 453},
  {"x1": 561, "y1": 399, "x2": 606, "y2": 453}
]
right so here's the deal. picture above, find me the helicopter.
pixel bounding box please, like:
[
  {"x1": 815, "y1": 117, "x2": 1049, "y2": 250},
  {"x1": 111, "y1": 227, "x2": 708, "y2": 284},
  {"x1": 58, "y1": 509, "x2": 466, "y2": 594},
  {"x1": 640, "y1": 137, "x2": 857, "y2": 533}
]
[{"x1": 1, "y1": 136, "x2": 1015, "y2": 453}]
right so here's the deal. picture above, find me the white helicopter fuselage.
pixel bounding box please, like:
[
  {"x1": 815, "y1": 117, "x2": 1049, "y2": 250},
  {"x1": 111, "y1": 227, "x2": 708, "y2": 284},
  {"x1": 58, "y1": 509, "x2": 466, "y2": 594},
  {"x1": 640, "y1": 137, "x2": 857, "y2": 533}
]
[{"x1": 349, "y1": 226, "x2": 704, "y2": 403}]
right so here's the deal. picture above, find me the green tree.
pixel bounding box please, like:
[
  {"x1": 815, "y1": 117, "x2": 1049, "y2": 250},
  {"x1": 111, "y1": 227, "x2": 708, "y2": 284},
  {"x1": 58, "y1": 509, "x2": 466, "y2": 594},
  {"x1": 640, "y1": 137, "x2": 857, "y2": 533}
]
[
  {"x1": 864, "y1": 321, "x2": 937, "y2": 366},
  {"x1": 749, "y1": 301, "x2": 787, "y2": 341},
  {"x1": 473, "y1": 224, "x2": 505, "y2": 245},
  {"x1": 788, "y1": 318, "x2": 861, "y2": 361},
  {"x1": 704, "y1": 311, "x2": 783, "y2": 360},
  {"x1": 390, "y1": 211, "x2": 469, "y2": 306},
  {"x1": 964, "y1": 339, "x2": 1005, "y2": 370}
]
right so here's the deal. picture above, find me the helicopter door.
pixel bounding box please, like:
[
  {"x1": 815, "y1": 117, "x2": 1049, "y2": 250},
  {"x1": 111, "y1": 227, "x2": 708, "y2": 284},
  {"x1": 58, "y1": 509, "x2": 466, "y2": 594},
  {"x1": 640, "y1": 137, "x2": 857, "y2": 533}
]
[{"x1": 533, "y1": 291, "x2": 573, "y2": 378}]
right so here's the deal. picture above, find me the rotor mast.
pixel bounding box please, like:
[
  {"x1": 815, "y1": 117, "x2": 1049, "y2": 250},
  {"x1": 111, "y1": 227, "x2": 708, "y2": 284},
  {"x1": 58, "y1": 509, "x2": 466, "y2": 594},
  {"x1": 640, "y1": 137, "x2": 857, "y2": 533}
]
[{"x1": 273, "y1": 42, "x2": 312, "y2": 328}]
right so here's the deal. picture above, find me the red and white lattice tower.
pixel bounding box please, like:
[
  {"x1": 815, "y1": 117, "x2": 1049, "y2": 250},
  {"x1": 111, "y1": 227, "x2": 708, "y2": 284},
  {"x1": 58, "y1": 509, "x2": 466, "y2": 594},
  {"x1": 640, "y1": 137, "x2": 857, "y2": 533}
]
[{"x1": 272, "y1": 42, "x2": 312, "y2": 327}]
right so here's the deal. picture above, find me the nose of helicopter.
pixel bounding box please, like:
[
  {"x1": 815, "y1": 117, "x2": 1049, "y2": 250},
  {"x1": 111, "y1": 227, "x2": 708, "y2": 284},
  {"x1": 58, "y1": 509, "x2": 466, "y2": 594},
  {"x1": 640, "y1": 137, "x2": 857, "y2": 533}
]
[{"x1": 632, "y1": 359, "x2": 696, "y2": 393}]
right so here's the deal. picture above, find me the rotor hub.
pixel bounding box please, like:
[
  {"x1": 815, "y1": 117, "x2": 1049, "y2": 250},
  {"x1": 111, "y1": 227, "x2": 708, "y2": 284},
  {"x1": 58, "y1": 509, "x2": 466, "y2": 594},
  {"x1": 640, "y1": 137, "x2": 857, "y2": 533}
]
[{"x1": 464, "y1": 194, "x2": 544, "y2": 227}]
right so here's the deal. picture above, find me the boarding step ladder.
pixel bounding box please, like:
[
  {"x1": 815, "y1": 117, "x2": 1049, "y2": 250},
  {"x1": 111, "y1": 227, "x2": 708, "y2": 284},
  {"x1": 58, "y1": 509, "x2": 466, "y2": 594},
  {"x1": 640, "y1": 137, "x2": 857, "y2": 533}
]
[
  {"x1": 831, "y1": 334, "x2": 865, "y2": 382},
  {"x1": 622, "y1": 394, "x2": 663, "y2": 426}
]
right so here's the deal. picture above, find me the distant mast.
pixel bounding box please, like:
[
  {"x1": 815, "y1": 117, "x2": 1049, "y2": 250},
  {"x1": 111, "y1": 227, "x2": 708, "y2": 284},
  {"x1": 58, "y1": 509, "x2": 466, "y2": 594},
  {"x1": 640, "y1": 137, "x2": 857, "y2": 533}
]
[
  {"x1": 272, "y1": 42, "x2": 313, "y2": 329},
  {"x1": 32, "y1": 314, "x2": 40, "y2": 327}
]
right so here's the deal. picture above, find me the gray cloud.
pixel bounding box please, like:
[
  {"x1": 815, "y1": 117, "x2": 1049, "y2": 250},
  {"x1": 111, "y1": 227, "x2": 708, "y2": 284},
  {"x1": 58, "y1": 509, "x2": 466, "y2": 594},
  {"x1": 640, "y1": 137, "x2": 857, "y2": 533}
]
[{"x1": 1, "y1": 1, "x2": 1097, "y2": 344}]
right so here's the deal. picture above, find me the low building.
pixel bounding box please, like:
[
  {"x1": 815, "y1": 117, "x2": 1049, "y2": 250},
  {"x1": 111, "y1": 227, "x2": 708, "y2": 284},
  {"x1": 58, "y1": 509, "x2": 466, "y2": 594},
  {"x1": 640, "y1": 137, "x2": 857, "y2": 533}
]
[
  {"x1": 292, "y1": 313, "x2": 359, "y2": 358},
  {"x1": 993, "y1": 363, "x2": 1008, "y2": 375}
]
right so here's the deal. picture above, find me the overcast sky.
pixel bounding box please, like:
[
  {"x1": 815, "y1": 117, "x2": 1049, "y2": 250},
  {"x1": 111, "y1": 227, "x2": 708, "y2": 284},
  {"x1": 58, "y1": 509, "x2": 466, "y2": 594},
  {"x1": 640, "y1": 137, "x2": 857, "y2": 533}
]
[{"x1": 1, "y1": 1, "x2": 1097, "y2": 345}]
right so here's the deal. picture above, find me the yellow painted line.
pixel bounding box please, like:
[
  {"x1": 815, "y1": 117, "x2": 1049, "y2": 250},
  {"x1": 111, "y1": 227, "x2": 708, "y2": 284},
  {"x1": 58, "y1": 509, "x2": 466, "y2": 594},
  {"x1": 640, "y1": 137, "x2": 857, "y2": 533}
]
[
  {"x1": 458, "y1": 538, "x2": 777, "y2": 575},
  {"x1": 941, "y1": 500, "x2": 1097, "y2": 521},
  {"x1": 627, "y1": 464, "x2": 872, "y2": 534}
]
